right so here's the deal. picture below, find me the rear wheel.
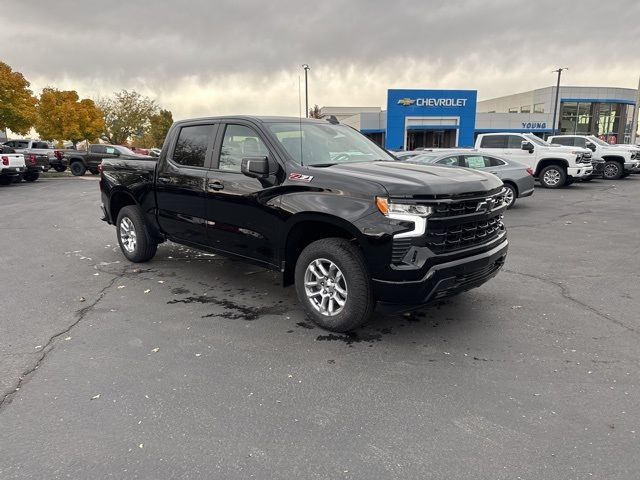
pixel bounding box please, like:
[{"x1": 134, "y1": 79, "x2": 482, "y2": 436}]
[
  {"x1": 116, "y1": 206, "x2": 158, "y2": 263},
  {"x1": 603, "y1": 160, "x2": 623, "y2": 180},
  {"x1": 53, "y1": 165, "x2": 67, "y2": 173},
  {"x1": 24, "y1": 171, "x2": 39, "y2": 182},
  {"x1": 70, "y1": 161, "x2": 86, "y2": 176},
  {"x1": 502, "y1": 183, "x2": 517, "y2": 209},
  {"x1": 294, "y1": 238, "x2": 375, "y2": 332},
  {"x1": 0, "y1": 177, "x2": 12, "y2": 185},
  {"x1": 539, "y1": 165, "x2": 566, "y2": 188}
]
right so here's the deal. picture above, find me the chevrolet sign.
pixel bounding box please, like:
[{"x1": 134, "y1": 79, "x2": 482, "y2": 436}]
[{"x1": 397, "y1": 98, "x2": 468, "y2": 107}]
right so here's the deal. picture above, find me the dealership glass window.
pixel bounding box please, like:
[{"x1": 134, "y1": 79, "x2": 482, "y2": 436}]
[
  {"x1": 520, "y1": 105, "x2": 531, "y2": 113},
  {"x1": 623, "y1": 104, "x2": 635, "y2": 143},
  {"x1": 508, "y1": 107, "x2": 518, "y2": 114},
  {"x1": 533, "y1": 103, "x2": 544, "y2": 113}
]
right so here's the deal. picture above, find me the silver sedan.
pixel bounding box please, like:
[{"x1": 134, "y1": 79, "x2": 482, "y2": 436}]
[{"x1": 402, "y1": 149, "x2": 535, "y2": 208}]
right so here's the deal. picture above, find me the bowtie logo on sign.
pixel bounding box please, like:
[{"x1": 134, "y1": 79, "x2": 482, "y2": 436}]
[{"x1": 397, "y1": 98, "x2": 467, "y2": 107}]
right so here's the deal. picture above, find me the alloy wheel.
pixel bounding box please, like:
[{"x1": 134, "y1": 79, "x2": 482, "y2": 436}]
[
  {"x1": 304, "y1": 258, "x2": 348, "y2": 316},
  {"x1": 543, "y1": 168, "x2": 561, "y2": 187},
  {"x1": 119, "y1": 217, "x2": 137, "y2": 253}
]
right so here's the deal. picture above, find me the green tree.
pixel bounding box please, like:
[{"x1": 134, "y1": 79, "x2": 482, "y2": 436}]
[
  {"x1": 98, "y1": 90, "x2": 157, "y2": 145},
  {"x1": 35, "y1": 88, "x2": 104, "y2": 146},
  {"x1": 0, "y1": 62, "x2": 38, "y2": 135},
  {"x1": 148, "y1": 109, "x2": 173, "y2": 147}
]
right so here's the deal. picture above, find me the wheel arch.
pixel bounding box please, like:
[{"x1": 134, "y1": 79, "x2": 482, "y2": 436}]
[{"x1": 534, "y1": 158, "x2": 568, "y2": 177}]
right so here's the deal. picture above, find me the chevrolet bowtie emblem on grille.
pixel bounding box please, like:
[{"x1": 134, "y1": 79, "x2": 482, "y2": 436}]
[
  {"x1": 397, "y1": 98, "x2": 416, "y2": 106},
  {"x1": 476, "y1": 198, "x2": 495, "y2": 213}
]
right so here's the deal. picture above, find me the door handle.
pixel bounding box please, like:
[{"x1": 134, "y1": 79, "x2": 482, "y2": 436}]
[
  {"x1": 207, "y1": 180, "x2": 224, "y2": 191},
  {"x1": 157, "y1": 176, "x2": 171, "y2": 183}
]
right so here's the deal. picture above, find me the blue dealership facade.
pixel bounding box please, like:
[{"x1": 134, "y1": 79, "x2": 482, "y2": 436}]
[{"x1": 321, "y1": 85, "x2": 638, "y2": 148}]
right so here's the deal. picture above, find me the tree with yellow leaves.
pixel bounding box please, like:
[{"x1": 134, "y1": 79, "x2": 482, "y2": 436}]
[
  {"x1": 0, "y1": 62, "x2": 38, "y2": 135},
  {"x1": 36, "y1": 88, "x2": 104, "y2": 146}
]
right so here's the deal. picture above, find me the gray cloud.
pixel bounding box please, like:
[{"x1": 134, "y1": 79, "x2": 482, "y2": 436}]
[{"x1": 2, "y1": 0, "x2": 639, "y2": 118}]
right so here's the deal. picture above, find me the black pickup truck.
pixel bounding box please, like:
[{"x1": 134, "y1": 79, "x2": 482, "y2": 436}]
[
  {"x1": 100, "y1": 116, "x2": 509, "y2": 331},
  {"x1": 66, "y1": 144, "x2": 151, "y2": 176}
]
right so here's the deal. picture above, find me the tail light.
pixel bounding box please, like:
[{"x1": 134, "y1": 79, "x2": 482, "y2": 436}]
[
  {"x1": 97, "y1": 163, "x2": 103, "y2": 173},
  {"x1": 526, "y1": 168, "x2": 534, "y2": 176},
  {"x1": 29, "y1": 154, "x2": 37, "y2": 165},
  {"x1": 2, "y1": 156, "x2": 8, "y2": 166},
  {"x1": 54, "y1": 150, "x2": 63, "y2": 160}
]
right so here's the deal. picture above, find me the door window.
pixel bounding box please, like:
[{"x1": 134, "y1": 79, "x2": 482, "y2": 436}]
[
  {"x1": 552, "y1": 137, "x2": 573, "y2": 146},
  {"x1": 486, "y1": 156, "x2": 507, "y2": 167},
  {"x1": 172, "y1": 125, "x2": 214, "y2": 168},
  {"x1": 219, "y1": 124, "x2": 269, "y2": 172},
  {"x1": 91, "y1": 145, "x2": 106, "y2": 154},
  {"x1": 105, "y1": 146, "x2": 117, "y2": 155},
  {"x1": 506, "y1": 135, "x2": 525, "y2": 149}
]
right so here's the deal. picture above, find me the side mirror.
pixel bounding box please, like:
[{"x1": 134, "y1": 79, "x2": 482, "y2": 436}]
[
  {"x1": 521, "y1": 141, "x2": 534, "y2": 152},
  {"x1": 241, "y1": 156, "x2": 270, "y2": 178},
  {"x1": 587, "y1": 143, "x2": 596, "y2": 152}
]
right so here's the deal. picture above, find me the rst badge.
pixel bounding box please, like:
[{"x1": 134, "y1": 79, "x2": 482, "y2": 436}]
[{"x1": 289, "y1": 173, "x2": 314, "y2": 182}]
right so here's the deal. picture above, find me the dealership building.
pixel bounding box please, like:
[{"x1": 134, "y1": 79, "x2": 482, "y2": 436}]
[{"x1": 321, "y1": 85, "x2": 638, "y2": 149}]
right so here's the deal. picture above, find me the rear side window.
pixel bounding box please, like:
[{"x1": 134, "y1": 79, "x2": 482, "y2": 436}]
[
  {"x1": 91, "y1": 145, "x2": 106, "y2": 154},
  {"x1": 552, "y1": 137, "x2": 573, "y2": 146},
  {"x1": 506, "y1": 135, "x2": 524, "y2": 149},
  {"x1": 462, "y1": 155, "x2": 489, "y2": 168},
  {"x1": 486, "y1": 156, "x2": 506, "y2": 167},
  {"x1": 172, "y1": 125, "x2": 214, "y2": 168},
  {"x1": 435, "y1": 156, "x2": 459, "y2": 166},
  {"x1": 480, "y1": 135, "x2": 507, "y2": 148}
]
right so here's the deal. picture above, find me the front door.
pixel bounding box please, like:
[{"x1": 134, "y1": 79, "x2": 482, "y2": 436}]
[
  {"x1": 155, "y1": 123, "x2": 217, "y2": 246},
  {"x1": 204, "y1": 122, "x2": 281, "y2": 267}
]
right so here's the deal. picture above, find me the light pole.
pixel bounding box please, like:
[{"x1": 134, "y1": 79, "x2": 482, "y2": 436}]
[
  {"x1": 302, "y1": 64, "x2": 310, "y2": 118},
  {"x1": 551, "y1": 67, "x2": 568, "y2": 136}
]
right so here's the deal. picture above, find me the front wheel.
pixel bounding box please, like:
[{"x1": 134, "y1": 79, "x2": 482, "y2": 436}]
[
  {"x1": 539, "y1": 165, "x2": 567, "y2": 188},
  {"x1": 294, "y1": 238, "x2": 375, "y2": 332},
  {"x1": 116, "y1": 206, "x2": 158, "y2": 263},
  {"x1": 603, "y1": 161, "x2": 623, "y2": 180},
  {"x1": 70, "y1": 161, "x2": 86, "y2": 176}
]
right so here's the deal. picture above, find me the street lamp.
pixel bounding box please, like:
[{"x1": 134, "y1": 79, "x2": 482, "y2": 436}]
[
  {"x1": 302, "y1": 64, "x2": 310, "y2": 118},
  {"x1": 551, "y1": 67, "x2": 568, "y2": 136}
]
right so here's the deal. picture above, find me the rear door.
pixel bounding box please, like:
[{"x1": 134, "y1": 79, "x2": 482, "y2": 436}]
[
  {"x1": 204, "y1": 122, "x2": 281, "y2": 267},
  {"x1": 155, "y1": 122, "x2": 218, "y2": 246}
]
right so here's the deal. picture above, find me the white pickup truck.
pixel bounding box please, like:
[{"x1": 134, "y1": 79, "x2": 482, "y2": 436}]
[
  {"x1": 475, "y1": 132, "x2": 593, "y2": 188},
  {"x1": 548, "y1": 134, "x2": 640, "y2": 180},
  {"x1": 0, "y1": 148, "x2": 27, "y2": 185}
]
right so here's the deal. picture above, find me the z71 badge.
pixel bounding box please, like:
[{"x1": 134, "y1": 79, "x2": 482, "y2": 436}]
[{"x1": 288, "y1": 173, "x2": 314, "y2": 182}]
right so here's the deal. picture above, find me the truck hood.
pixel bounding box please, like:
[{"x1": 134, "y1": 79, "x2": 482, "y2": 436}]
[
  {"x1": 548, "y1": 144, "x2": 590, "y2": 154},
  {"x1": 319, "y1": 161, "x2": 503, "y2": 197}
]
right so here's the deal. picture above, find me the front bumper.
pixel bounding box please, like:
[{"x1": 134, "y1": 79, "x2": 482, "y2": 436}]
[
  {"x1": 624, "y1": 161, "x2": 640, "y2": 173},
  {"x1": 567, "y1": 165, "x2": 593, "y2": 178},
  {"x1": 372, "y1": 240, "x2": 508, "y2": 305}
]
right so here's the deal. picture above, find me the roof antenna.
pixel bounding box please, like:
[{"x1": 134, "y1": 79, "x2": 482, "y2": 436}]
[{"x1": 298, "y1": 74, "x2": 304, "y2": 166}]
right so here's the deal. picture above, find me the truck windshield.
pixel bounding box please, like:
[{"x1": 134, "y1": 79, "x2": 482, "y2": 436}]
[
  {"x1": 523, "y1": 134, "x2": 550, "y2": 147},
  {"x1": 587, "y1": 135, "x2": 610, "y2": 146},
  {"x1": 268, "y1": 122, "x2": 395, "y2": 166}
]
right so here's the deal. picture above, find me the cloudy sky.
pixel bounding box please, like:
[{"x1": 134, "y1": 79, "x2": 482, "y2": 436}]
[{"x1": 2, "y1": 0, "x2": 639, "y2": 120}]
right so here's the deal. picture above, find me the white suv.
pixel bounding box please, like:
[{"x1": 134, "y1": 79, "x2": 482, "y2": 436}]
[
  {"x1": 548, "y1": 135, "x2": 640, "y2": 180},
  {"x1": 475, "y1": 132, "x2": 593, "y2": 188}
]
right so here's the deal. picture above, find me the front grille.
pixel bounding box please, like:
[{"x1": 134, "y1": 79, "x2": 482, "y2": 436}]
[
  {"x1": 425, "y1": 215, "x2": 504, "y2": 253},
  {"x1": 432, "y1": 260, "x2": 503, "y2": 299}
]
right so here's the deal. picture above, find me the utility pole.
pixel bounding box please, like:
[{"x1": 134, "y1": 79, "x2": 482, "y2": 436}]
[
  {"x1": 551, "y1": 67, "x2": 568, "y2": 136},
  {"x1": 631, "y1": 75, "x2": 640, "y2": 145},
  {"x1": 301, "y1": 64, "x2": 310, "y2": 118}
]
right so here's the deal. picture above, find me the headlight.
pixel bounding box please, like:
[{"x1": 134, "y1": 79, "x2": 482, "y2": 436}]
[{"x1": 376, "y1": 197, "x2": 433, "y2": 217}]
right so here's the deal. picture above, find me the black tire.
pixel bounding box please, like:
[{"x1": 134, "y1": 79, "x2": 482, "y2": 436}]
[
  {"x1": 294, "y1": 238, "x2": 375, "y2": 332},
  {"x1": 603, "y1": 160, "x2": 623, "y2": 180},
  {"x1": 70, "y1": 161, "x2": 86, "y2": 176},
  {"x1": 564, "y1": 178, "x2": 575, "y2": 186},
  {"x1": 24, "y1": 172, "x2": 39, "y2": 182},
  {"x1": 89, "y1": 169, "x2": 99, "y2": 175},
  {"x1": 116, "y1": 205, "x2": 158, "y2": 263},
  {"x1": 12, "y1": 175, "x2": 22, "y2": 183},
  {"x1": 0, "y1": 176, "x2": 12, "y2": 185},
  {"x1": 539, "y1": 165, "x2": 567, "y2": 188},
  {"x1": 502, "y1": 183, "x2": 517, "y2": 209},
  {"x1": 581, "y1": 176, "x2": 593, "y2": 182},
  {"x1": 53, "y1": 165, "x2": 67, "y2": 173}
]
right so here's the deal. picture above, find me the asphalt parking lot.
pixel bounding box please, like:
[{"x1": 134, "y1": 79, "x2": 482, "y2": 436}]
[{"x1": 1, "y1": 175, "x2": 639, "y2": 479}]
